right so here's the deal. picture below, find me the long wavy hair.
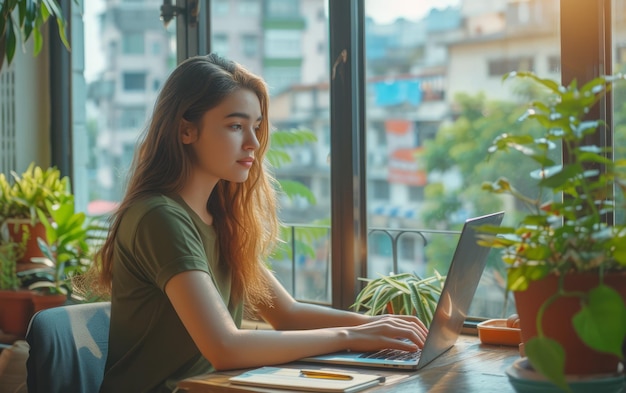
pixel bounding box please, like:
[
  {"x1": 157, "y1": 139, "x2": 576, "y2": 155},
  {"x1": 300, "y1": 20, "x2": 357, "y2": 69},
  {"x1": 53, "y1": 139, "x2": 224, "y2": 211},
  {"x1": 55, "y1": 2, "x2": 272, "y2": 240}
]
[{"x1": 94, "y1": 53, "x2": 279, "y2": 309}]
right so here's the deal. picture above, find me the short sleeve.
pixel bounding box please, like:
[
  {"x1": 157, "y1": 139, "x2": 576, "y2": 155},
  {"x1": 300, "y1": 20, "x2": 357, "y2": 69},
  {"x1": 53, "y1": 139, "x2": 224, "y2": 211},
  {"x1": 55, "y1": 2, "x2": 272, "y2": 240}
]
[{"x1": 125, "y1": 203, "x2": 211, "y2": 291}]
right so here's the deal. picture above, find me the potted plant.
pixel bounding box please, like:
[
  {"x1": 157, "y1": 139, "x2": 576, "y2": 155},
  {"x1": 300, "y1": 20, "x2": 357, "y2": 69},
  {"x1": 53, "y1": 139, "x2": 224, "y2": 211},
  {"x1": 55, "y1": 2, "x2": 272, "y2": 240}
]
[
  {"x1": 0, "y1": 163, "x2": 71, "y2": 263},
  {"x1": 479, "y1": 71, "x2": 626, "y2": 391},
  {"x1": 0, "y1": 223, "x2": 33, "y2": 338},
  {"x1": 26, "y1": 195, "x2": 95, "y2": 311},
  {"x1": 351, "y1": 271, "x2": 445, "y2": 327}
]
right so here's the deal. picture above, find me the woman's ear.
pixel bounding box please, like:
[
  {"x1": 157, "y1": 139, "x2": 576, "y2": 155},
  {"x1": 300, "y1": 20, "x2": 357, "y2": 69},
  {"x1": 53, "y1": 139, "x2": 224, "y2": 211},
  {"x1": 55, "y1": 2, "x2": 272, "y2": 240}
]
[{"x1": 179, "y1": 119, "x2": 198, "y2": 144}]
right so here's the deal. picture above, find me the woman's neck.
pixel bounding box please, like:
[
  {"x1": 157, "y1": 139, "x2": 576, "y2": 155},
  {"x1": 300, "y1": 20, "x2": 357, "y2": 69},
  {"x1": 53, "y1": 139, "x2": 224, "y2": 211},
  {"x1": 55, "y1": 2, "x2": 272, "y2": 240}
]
[{"x1": 178, "y1": 174, "x2": 217, "y2": 225}]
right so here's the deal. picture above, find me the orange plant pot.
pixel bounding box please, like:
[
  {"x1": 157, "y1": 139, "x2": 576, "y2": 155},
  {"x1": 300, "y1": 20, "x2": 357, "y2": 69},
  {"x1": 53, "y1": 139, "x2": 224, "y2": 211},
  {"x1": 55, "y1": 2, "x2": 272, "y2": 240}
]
[
  {"x1": 0, "y1": 290, "x2": 34, "y2": 338},
  {"x1": 514, "y1": 271, "x2": 626, "y2": 375},
  {"x1": 31, "y1": 293, "x2": 67, "y2": 313},
  {"x1": 6, "y1": 219, "x2": 48, "y2": 263}
]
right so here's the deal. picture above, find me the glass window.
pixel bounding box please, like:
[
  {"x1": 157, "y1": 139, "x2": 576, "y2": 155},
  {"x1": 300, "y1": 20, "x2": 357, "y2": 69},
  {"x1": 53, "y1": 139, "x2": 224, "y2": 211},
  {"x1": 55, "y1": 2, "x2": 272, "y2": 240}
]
[
  {"x1": 265, "y1": 30, "x2": 302, "y2": 58},
  {"x1": 119, "y1": 107, "x2": 147, "y2": 128},
  {"x1": 239, "y1": 0, "x2": 261, "y2": 16},
  {"x1": 57, "y1": 0, "x2": 615, "y2": 320},
  {"x1": 241, "y1": 34, "x2": 259, "y2": 57},
  {"x1": 122, "y1": 33, "x2": 145, "y2": 54},
  {"x1": 264, "y1": 67, "x2": 301, "y2": 94},
  {"x1": 214, "y1": 0, "x2": 230, "y2": 16},
  {"x1": 266, "y1": 0, "x2": 299, "y2": 17},
  {"x1": 213, "y1": 34, "x2": 229, "y2": 56},
  {"x1": 212, "y1": 0, "x2": 331, "y2": 303},
  {"x1": 122, "y1": 72, "x2": 147, "y2": 91},
  {"x1": 364, "y1": 0, "x2": 561, "y2": 318},
  {"x1": 75, "y1": 0, "x2": 176, "y2": 215}
]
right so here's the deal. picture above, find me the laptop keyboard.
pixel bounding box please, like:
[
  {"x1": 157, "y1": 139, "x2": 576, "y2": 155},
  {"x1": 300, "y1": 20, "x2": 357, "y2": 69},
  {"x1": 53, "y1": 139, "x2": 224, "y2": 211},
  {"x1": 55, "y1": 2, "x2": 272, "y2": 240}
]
[{"x1": 358, "y1": 347, "x2": 422, "y2": 362}]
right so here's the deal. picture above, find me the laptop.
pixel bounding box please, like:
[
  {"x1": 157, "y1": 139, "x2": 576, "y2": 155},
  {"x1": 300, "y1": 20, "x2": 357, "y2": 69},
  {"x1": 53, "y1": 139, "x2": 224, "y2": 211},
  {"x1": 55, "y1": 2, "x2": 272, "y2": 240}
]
[{"x1": 299, "y1": 211, "x2": 504, "y2": 370}]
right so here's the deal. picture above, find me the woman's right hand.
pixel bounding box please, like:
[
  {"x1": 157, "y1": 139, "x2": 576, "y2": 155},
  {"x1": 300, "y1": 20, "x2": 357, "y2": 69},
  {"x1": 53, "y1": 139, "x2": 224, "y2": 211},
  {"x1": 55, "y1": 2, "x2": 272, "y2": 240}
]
[{"x1": 340, "y1": 315, "x2": 428, "y2": 353}]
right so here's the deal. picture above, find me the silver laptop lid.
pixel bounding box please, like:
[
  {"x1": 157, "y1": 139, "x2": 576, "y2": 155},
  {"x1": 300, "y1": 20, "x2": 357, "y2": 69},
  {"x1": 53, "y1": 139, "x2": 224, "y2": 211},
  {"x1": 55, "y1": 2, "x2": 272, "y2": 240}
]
[{"x1": 416, "y1": 211, "x2": 504, "y2": 369}]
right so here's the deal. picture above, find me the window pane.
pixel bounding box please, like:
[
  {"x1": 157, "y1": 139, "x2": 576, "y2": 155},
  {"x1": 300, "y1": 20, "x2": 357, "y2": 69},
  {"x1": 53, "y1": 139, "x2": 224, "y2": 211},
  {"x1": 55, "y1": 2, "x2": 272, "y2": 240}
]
[
  {"x1": 122, "y1": 33, "x2": 145, "y2": 54},
  {"x1": 211, "y1": 0, "x2": 331, "y2": 302},
  {"x1": 74, "y1": 0, "x2": 177, "y2": 216},
  {"x1": 365, "y1": 0, "x2": 561, "y2": 318}
]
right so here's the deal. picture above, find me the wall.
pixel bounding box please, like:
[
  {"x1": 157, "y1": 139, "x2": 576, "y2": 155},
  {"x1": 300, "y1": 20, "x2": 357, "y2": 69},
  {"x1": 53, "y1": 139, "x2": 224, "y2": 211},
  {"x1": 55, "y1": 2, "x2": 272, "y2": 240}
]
[{"x1": 1, "y1": 32, "x2": 51, "y2": 175}]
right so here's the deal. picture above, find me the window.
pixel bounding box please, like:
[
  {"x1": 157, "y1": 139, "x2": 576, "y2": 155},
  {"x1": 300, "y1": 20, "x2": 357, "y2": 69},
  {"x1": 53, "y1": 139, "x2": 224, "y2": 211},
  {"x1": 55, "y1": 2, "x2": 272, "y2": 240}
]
[
  {"x1": 265, "y1": 30, "x2": 302, "y2": 58},
  {"x1": 370, "y1": 180, "x2": 390, "y2": 200},
  {"x1": 212, "y1": 0, "x2": 330, "y2": 302},
  {"x1": 119, "y1": 107, "x2": 146, "y2": 129},
  {"x1": 42, "y1": 0, "x2": 613, "y2": 315},
  {"x1": 241, "y1": 34, "x2": 259, "y2": 57},
  {"x1": 214, "y1": 0, "x2": 229, "y2": 16},
  {"x1": 122, "y1": 33, "x2": 144, "y2": 54},
  {"x1": 548, "y1": 55, "x2": 561, "y2": 73},
  {"x1": 212, "y1": 34, "x2": 228, "y2": 56},
  {"x1": 72, "y1": 0, "x2": 176, "y2": 213},
  {"x1": 122, "y1": 72, "x2": 147, "y2": 91},
  {"x1": 365, "y1": 0, "x2": 560, "y2": 318},
  {"x1": 264, "y1": 67, "x2": 301, "y2": 94},
  {"x1": 239, "y1": 0, "x2": 261, "y2": 16},
  {"x1": 151, "y1": 41, "x2": 162, "y2": 56},
  {"x1": 488, "y1": 57, "x2": 535, "y2": 77},
  {"x1": 266, "y1": 0, "x2": 299, "y2": 17}
]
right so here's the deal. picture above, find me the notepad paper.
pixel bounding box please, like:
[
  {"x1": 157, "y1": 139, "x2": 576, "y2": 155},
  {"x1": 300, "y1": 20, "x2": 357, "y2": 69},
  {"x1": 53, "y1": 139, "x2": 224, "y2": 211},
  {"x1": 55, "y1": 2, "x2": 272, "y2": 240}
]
[{"x1": 229, "y1": 366, "x2": 385, "y2": 393}]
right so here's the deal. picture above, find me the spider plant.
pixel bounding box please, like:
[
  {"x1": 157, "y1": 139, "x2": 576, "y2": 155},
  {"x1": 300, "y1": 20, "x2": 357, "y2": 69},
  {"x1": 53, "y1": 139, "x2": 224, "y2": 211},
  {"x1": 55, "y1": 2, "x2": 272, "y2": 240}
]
[{"x1": 351, "y1": 271, "x2": 446, "y2": 327}]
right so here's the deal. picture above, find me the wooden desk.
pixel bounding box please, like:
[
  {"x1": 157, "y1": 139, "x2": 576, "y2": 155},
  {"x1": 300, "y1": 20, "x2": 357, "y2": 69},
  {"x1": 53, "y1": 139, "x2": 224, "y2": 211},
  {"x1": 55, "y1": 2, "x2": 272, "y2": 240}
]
[{"x1": 177, "y1": 335, "x2": 520, "y2": 393}]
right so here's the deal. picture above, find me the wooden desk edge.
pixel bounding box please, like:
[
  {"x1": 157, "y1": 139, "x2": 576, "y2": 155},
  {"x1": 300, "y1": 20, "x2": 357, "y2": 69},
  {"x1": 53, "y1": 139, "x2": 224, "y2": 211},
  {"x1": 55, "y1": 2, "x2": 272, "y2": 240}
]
[{"x1": 176, "y1": 335, "x2": 520, "y2": 393}]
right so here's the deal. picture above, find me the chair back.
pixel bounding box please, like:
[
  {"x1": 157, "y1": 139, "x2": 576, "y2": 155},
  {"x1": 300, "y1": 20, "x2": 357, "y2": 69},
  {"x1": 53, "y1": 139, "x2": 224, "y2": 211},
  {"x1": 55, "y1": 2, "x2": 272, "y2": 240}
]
[{"x1": 25, "y1": 302, "x2": 111, "y2": 393}]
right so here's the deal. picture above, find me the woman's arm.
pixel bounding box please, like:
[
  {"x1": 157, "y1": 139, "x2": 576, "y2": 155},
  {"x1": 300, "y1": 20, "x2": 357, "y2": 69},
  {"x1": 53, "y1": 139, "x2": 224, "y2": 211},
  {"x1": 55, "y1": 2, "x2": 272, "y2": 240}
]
[
  {"x1": 257, "y1": 268, "x2": 428, "y2": 333},
  {"x1": 165, "y1": 270, "x2": 427, "y2": 371}
]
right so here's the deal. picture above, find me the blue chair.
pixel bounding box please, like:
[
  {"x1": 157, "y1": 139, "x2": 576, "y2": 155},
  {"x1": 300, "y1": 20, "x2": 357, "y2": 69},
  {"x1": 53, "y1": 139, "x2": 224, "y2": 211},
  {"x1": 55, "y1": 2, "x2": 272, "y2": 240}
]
[{"x1": 25, "y1": 302, "x2": 111, "y2": 393}]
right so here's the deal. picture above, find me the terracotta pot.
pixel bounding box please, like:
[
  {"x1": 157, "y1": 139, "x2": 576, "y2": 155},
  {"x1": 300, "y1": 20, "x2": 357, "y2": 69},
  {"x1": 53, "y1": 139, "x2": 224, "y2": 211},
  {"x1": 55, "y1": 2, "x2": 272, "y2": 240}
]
[
  {"x1": 5, "y1": 219, "x2": 48, "y2": 263},
  {"x1": 31, "y1": 293, "x2": 67, "y2": 312},
  {"x1": 0, "y1": 290, "x2": 34, "y2": 337},
  {"x1": 514, "y1": 271, "x2": 626, "y2": 375}
]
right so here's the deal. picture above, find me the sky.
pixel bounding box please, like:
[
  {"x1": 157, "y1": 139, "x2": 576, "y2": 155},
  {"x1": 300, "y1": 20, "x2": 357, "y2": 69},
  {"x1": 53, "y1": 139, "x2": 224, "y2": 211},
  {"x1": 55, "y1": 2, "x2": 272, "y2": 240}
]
[
  {"x1": 84, "y1": 0, "x2": 105, "y2": 82},
  {"x1": 365, "y1": 0, "x2": 460, "y2": 24}
]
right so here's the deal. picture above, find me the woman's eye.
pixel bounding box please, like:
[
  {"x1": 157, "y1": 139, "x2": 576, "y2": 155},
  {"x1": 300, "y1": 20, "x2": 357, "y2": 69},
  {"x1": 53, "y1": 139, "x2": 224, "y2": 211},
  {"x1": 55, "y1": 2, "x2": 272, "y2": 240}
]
[{"x1": 229, "y1": 124, "x2": 243, "y2": 131}]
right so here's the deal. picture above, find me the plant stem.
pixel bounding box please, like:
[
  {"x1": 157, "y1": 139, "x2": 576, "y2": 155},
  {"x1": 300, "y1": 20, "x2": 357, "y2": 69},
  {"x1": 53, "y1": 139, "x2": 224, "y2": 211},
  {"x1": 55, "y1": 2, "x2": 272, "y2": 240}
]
[{"x1": 535, "y1": 290, "x2": 587, "y2": 337}]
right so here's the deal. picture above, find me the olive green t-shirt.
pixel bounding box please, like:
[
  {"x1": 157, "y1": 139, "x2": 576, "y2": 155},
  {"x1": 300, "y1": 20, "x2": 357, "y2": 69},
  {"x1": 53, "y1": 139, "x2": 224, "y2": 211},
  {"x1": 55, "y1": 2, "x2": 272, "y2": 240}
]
[{"x1": 99, "y1": 194, "x2": 243, "y2": 393}]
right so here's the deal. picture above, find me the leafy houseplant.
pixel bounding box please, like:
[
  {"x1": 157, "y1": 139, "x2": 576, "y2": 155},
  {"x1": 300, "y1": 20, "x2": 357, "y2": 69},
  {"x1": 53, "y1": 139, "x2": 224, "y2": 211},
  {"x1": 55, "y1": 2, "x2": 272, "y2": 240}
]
[
  {"x1": 351, "y1": 272, "x2": 445, "y2": 327},
  {"x1": 0, "y1": 0, "x2": 70, "y2": 72},
  {"x1": 30, "y1": 196, "x2": 91, "y2": 298},
  {"x1": 0, "y1": 162, "x2": 70, "y2": 223},
  {"x1": 0, "y1": 163, "x2": 71, "y2": 263},
  {"x1": 0, "y1": 225, "x2": 25, "y2": 291},
  {"x1": 479, "y1": 72, "x2": 626, "y2": 391}
]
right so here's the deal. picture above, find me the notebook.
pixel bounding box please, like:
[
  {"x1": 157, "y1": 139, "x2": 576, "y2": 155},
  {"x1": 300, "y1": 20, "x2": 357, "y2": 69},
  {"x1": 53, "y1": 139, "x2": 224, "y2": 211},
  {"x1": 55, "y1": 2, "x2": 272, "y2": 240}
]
[
  {"x1": 229, "y1": 367, "x2": 385, "y2": 393},
  {"x1": 299, "y1": 211, "x2": 505, "y2": 370}
]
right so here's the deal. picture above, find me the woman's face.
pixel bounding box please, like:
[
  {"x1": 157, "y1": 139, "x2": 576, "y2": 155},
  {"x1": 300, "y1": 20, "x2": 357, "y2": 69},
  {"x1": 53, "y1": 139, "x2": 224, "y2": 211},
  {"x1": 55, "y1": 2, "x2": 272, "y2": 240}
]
[{"x1": 181, "y1": 88, "x2": 262, "y2": 184}]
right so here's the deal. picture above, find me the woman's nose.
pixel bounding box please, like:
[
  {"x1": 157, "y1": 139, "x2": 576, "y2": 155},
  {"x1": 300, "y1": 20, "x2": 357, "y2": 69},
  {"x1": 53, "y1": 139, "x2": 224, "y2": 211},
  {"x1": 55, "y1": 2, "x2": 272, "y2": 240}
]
[{"x1": 244, "y1": 128, "x2": 260, "y2": 151}]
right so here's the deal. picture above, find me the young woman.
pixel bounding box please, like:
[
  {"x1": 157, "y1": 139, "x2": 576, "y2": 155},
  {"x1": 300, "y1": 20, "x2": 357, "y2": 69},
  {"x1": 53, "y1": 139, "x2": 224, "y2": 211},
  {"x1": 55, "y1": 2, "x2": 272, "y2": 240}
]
[{"x1": 95, "y1": 53, "x2": 428, "y2": 393}]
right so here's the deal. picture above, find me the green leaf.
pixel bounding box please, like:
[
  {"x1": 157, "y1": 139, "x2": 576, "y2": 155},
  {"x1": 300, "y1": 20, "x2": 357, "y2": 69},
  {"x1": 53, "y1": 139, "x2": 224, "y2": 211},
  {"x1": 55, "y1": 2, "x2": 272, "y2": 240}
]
[
  {"x1": 277, "y1": 179, "x2": 317, "y2": 204},
  {"x1": 525, "y1": 337, "x2": 570, "y2": 392},
  {"x1": 507, "y1": 264, "x2": 549, "y2": 291},
  {"x1": 6, "y1": 14, "x2": 16, "y2": 64},
  {"x1": 573, "y1": 285, "x2": 626, "y2": 358},
  {"x1": 539, "y1": 163, "x2": 583, "y2": 188}
]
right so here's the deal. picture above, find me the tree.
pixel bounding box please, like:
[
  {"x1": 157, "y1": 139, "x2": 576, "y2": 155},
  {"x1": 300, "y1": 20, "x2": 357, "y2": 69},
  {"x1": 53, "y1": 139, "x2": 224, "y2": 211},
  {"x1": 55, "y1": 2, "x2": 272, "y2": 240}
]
[{"x1": 418, "y1": 89, "x2": 549, "y2": 314}]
